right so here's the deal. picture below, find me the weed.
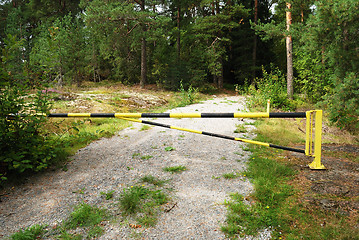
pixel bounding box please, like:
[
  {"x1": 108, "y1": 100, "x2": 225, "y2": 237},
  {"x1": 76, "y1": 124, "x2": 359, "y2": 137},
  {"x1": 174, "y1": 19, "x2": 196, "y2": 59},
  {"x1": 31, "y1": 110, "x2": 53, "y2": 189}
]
[
  {"x1": 136, "y1": 215, "x2": 157, "y2": 227},
  {"x1": 140, "y1": 175, "x2": 167, "y2": 187},
  {"x1": 164, "y1": 146, "x2": 175, "y2": 151},
  {"x1": 119, "y1": 185, "x2": 169, "y2": 227},
  {"x1": 220, "y1": 156, "x2": 227, "y2": 160},
  {"x1": 222, "y1": 172, "x2": 239, "y2": 179},
  {"x1": 242, "y1": 146, "x2": 250, "y2": 151},
  {"x1": 163, "y1": 165, "x2": 187, "y2": 173},
  {"x1": 234, "y1": 124, "x2": 247, "y2": 133},
  {"x1": 72, "y1": 187, "x2": 86, "y2": 194},
  {"x1": 119, "y1": 186, "x2": 147, "y2": 215},
  {"x1": 179, "y1": 81, "x2": 199, "y2": 106},
  {"x1": 10, "y1": 224, "x2": 45, "y2": 240},
  {"x1": 63, "y1": 203, "x2": 108, "y2": 229},
  {"x1": 100, "y1": 190, "x2": 115, "y2": 200},
  {"x1": 141, "y1": 155, "x2": 153, "y2": 160},
  {"x1": 132, "y1": 153, "x2": 140, "y2": 158},
  {"x1": 212, "y1": 176, "x2": 221, "y2": 179},
  {"x1": 57, "y1": 231, "x2": 83, "y2": 240},
  {"x1": 140, "y1": 125, "x2": 151, "y2": 131},
  {"x1": 87, "y1": 225, "x2": 104, "y2": 239}
]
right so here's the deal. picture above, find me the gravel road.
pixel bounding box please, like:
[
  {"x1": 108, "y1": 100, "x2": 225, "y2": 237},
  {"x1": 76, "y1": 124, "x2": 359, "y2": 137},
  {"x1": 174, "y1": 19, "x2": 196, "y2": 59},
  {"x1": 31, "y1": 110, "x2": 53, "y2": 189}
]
[{"x1": 0, "y1": 96, "x2": 271, "y2": 239}]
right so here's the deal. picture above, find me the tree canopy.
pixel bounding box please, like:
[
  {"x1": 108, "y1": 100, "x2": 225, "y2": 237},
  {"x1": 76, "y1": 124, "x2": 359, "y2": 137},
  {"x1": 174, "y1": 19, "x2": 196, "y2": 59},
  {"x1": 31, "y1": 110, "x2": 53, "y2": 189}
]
[{"x1": 0, "y1": 0, "x2": 358, "y2": 130}]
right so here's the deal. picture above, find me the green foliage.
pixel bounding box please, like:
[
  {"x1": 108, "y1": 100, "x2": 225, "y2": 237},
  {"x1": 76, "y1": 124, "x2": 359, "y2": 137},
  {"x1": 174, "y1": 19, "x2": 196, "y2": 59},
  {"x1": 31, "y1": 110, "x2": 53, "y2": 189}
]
[
  {"x1": 294, "y1": 50, "x2": 332, "y2": 102},
  {"x1": 327, "y1": 73, "x2": 359, "y2": 133},
  {"x1": 163, "y1": 165, "x2": 187, "y2": 173},
  {"x1": 222, "y1": 134, "x2": 296, "y2": 238},
  {"x1": 63, "y1": 203, "x2": 108, "y2": 229},
  {"x1": 248, "y1": 66, "x2": 295, "y2": 110},
  {"x1": 222, "y1": 172, "x2": 240, "y2": 179},
  {"x1": 100, "y1": 190, "x2": 115, "y2": 200},
  {"x1": 119, "y1": 185, "x2": 169, "y2": 226},
  {"x1": 0, "y1": 86, "x2": 61, "y2": 180},
  {"x1": 164, "y1": 146, "x2": 175, "y2": 152},
  {"x1": 140, "y1": 175, "x2": 167, "y2": 187},
  {"x1": 10, "y1": 224, "x2": 45, "y2": 240},
  {"x1": 234, "y1": 124, "x2": 247, "y2": 133},
  {"x1": 295, "y1": 0, "x2": 359, "y2": 130},
  {"x1": 179, "y1": 81, "x2": 198, "y2": 106},
  {"x1": 0, "y1": 34, "x2": 26, "y2": 84}
]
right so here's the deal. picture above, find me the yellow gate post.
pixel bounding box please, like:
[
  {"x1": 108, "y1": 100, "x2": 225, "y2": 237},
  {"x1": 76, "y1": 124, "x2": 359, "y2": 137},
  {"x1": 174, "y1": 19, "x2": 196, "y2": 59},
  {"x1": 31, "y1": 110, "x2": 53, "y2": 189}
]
[{"x1": 307, "y1": 110, "x2": 325, "y2": 169}]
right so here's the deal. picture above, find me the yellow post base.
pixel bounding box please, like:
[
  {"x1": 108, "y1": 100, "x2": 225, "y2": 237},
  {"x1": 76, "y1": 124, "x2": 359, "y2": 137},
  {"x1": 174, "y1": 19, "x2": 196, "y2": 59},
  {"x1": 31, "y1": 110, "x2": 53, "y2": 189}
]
[{"x1": 308, "y1": 158, "x2": 326, "y2": 170}]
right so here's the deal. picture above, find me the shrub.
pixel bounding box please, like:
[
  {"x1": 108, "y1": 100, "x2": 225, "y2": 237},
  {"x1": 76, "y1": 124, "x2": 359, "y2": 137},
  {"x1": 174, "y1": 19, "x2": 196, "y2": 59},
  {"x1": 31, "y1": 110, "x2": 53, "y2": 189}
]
[
  {"x1": 248, "y1": 66, "x2": 295, "y2": 111},
  {"x1": 327, "y1": 72, "x2": 359, "y2": 133},
  {"x1": 179, "y1": 81, "x2": 198, "y2": 106},
  {"x1": 0, "y1": 86, "x2": 59, "y2": 181}
]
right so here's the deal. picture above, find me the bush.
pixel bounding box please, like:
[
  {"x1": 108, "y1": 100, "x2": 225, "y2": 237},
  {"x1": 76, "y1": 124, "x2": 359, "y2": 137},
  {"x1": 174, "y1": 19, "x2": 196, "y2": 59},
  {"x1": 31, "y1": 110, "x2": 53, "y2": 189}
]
[
  {"x1": 0, "y1": 86, "x2": 59, "y2": 181},
  {"x1": 248, "y1": 66, "x2": 295, "y2": 111},
  {"x1": 327, "y1": 72, "x2": 359, "y2": 133}
]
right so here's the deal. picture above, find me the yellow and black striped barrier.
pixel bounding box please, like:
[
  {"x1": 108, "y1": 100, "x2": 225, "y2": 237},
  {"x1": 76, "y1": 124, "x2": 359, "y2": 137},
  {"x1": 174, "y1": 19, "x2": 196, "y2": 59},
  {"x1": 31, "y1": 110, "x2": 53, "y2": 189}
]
[
  {"x1": 46, "y1": 110, "x2": 324, "y2": 170},
  {"x1": 118, "y1": 117, "x2": 306, "y2": 154},
  {"x1": 47, "y1": 112, "x2": 307, "y2": 119}
]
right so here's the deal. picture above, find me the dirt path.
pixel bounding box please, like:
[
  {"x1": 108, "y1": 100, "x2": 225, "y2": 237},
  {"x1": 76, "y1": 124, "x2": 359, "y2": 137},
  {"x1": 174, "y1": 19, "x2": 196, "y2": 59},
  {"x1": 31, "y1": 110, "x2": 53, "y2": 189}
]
[{"x1": 0, "y1": 96, "x2": 270, "y2": 239}]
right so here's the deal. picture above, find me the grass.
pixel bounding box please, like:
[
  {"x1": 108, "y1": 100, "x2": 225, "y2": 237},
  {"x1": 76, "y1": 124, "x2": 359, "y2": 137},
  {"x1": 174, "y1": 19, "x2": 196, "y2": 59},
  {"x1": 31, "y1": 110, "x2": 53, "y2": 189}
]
[
  {"x1": 63, "y1": 203, "x2": 108, "y2": 229},
  {"x1": 221, "y1": 117, "x2": 359, "y2": 239},
  {"x1": 140, "y1": 125, "x2": 152, "y2": 131},
  {"x1": 163, "y1": 165, "x2": 187, "y2": 173},
  {"x1": 46, "y1": 118, "x2": 131, "y2": 157},
  {"x1": 10, "y1": 203, "x2": 108, "y2": 240},
  {"x1": 140, "y1": 175, "x2": 167, "y2": 187},
  {"x1": 100, "y1": 190, "x2": 115, "y2": 200},
  {"x1": 234, "y1": 124, "x2": 247, "y2": 133},
  {"x1": 164, "y1": 146, "x2": 175, "y2": 151},
  {"x1": 222, "y1": 172, "x2": 240, "y2": 179},
  {"x1": 10, "y1": 224, "x2": 46, "y2": 240},
  {"x1": 141, "y1": 155, "x2": 153, "y2": 160},
  {"x1": 119, "y1": 185, "x2": 169, "y2": 226}
]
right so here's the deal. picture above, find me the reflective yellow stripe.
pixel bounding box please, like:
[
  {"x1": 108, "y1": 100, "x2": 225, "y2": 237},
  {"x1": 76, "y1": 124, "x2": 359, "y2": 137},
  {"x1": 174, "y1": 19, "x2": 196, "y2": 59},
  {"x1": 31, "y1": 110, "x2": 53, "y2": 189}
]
[
  {"x1": 235, "y1": 138, "x2": 270, "y2": 147},
  {"x1": 170, "y1": 126, "x2": 202, "y2": 134},
  {"x1": 233, "y1": 112, "x2": 269, "y2": 118},
  {"x1": 114, "y1": 113, "x2": 142, "y2": 118},
  {"x1": 68, "y1": 113, "x2": 91, "y2": 117},
  {"x1": 169, "y1": 113, "x2": 202, "y2": 118}
]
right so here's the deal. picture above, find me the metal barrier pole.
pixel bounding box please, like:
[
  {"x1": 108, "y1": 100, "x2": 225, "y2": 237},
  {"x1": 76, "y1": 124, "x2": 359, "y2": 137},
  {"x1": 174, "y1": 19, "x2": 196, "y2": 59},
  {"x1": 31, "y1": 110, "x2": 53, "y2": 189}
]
[{"x1": 308, "y1": 110, "x2": 325, "y2": 169}]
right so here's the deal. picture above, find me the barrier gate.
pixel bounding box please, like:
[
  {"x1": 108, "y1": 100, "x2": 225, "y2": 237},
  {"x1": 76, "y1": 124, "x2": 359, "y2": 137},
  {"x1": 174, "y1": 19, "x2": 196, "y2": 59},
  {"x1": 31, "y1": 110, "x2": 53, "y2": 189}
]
[{"x1": 47, "y1": 109, "x2": 325, "y2": 170}]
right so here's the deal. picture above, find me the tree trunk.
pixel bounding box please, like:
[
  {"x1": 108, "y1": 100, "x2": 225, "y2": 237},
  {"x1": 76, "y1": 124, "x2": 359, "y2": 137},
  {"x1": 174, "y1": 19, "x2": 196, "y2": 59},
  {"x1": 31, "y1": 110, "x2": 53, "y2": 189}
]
[
  {"x1": 141, "y1": 36, "x2": 147, "y2": 89},
  {"x1": 177, "y1": 4, "x2": 181, "y2": 61},
  {"x1": 140, "y1": 0, "x2": 147, "y2": 89},
  {"x1": 286, "y1": 2, "x2": 293, "y2": 99},
  {"x1": 252, "y1": 0, "x2": 258, "y2": 80},
  {"x1": 218, "y1": 57, "x2": 224, "y2": 89}
]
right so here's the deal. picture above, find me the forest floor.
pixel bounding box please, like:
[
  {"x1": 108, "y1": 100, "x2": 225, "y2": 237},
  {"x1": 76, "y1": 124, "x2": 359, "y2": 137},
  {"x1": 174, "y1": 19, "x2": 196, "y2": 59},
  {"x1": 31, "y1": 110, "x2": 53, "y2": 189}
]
[
  {"x1": 287, "y1": 144, "x2": 359, "y2": 215},
  {"x1": 0, "y1": 84, "x2": 358, "y2": 239}
]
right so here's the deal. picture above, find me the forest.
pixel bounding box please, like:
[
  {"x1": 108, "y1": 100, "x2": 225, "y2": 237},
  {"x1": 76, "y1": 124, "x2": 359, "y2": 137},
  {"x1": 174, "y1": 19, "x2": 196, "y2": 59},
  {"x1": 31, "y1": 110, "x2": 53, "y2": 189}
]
[{"x1": 0, "y1": 0, "x2": 358, "y2": 130}]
